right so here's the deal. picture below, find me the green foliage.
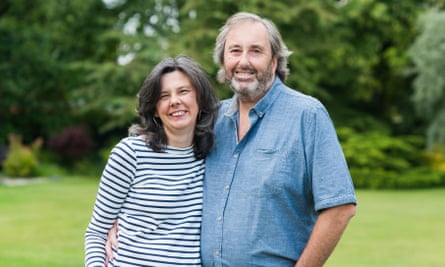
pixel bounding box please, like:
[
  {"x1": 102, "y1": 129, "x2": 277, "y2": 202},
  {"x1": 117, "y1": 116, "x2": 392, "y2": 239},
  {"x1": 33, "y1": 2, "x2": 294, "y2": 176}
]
[
  {"x1": 2, "y1": 134, "x2": 43, "y2": 178},
  {"x1": 409, "y1": 10, "x2": 445, "y2": 150},
  {"x1": 0, "y1": 16, "x2": 70, "y2": 143},
  {"x1": 175, "y1": 1, "x2": 434, "y2": 122},
  {"x1": 0, "y1": 0, "x2": 121, "y2": 144},
  {"x1": 68, "y1": 61, "x2": 142, "y2": 135},
  {"x1": 35, "y1": 162, "x2": 68, "y2": 178},
  {"x1": 338, "y1": 127, "x2": 445, "y2": 189},
  {"x1": 430, "y1": 148, "x2": 445, "y2": 169},
  {"x1": 2, "y1": 0, "x2": 445, "y2": 187},
  {"x1": 64, "y1": 1, "x2": 181, "y2": 136}
]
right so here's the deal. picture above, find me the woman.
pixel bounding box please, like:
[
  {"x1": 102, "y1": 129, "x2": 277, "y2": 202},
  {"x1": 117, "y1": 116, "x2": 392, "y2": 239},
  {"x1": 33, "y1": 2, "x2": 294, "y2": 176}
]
[{"x1": 85, "y1": 56, "x2": 219, "y2": 267}]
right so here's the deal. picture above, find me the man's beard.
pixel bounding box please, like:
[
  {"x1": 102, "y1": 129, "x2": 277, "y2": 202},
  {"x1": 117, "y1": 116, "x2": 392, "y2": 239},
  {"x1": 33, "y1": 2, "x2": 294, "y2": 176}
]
[{"x1": 218, "y1": 62, "x2": 275, "y2": 102}]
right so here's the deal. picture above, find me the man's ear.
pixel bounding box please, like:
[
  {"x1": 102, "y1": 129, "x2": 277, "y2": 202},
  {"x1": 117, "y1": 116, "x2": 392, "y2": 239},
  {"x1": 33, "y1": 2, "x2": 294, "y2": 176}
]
[{"x1": 272, "y1": 56, "x2": 278, "y2": 73}]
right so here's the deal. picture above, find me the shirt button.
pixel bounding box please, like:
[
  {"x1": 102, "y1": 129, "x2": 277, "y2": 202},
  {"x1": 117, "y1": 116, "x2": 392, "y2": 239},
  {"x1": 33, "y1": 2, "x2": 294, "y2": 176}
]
[
  {"x1": 217, "y1": 216, "x2": 222, "y2": 221},
  {"x1": 215, "y1": 250, "x2": 220, "y2": 256},
  {"x1": 233, "y1": 153, "x2": 238, "y2": 158},
  {"x1": 225, "y1": 185, "x2": 230, "y2": 190}
]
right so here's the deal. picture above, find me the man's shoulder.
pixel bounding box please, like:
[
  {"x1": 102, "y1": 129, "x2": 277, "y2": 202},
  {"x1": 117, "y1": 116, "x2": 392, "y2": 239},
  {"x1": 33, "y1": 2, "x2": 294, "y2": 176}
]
[
  {"x1": 217, "y1": 98, "x2": 234, "y2": 114},
  {"x1": 219, "y1": 98, "x2": 233, "y2": 106},
  {"x1": 277, "y1": 85, "x2": 325, "y2": 111}
]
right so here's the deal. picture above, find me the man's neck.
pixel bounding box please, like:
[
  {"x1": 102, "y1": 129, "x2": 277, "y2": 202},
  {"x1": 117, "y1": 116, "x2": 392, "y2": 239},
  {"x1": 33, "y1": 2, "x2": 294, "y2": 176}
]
[
  {"x1": 237, "y1": 99, "x2": 256, "y2": 141},
  {"x1": 235, "y1": 78, "x2": 275, "y2": 141}
]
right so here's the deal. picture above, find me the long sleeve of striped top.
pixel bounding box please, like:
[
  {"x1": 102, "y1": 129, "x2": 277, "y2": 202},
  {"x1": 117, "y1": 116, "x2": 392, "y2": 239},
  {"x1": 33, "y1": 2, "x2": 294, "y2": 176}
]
[{"x1": 85, "y1": 136, "x2": 204, "y2": 267}]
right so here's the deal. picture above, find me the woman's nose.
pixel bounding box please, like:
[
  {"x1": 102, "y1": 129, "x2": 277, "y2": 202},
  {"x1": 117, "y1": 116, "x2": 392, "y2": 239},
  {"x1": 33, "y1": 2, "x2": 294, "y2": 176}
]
[{"x1": 170, "y1": 93, "x2": 180, "y2": 106}]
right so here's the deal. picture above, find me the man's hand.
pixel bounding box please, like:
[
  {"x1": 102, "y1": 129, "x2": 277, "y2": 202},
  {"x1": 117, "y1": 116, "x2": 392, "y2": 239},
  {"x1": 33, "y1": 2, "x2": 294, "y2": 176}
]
[{"x1": 105, "y1": 221, "x2": 119, "y2": 266}]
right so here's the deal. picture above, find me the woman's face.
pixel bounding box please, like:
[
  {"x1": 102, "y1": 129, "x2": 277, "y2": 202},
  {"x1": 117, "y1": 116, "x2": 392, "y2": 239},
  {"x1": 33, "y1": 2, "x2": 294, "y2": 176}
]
[{"x1": 155, "y1": 70, "x2": 199, "y2": 142}]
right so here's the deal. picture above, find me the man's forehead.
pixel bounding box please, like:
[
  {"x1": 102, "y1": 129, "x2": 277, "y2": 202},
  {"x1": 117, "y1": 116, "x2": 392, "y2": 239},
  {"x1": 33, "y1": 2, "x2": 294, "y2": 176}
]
[{"x1": 225, "y1": 22, "x2": 270, "y2": 47}]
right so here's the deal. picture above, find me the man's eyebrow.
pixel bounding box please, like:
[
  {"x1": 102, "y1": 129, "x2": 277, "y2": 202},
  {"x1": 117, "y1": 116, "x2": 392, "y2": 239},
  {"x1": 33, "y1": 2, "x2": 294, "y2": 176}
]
[
  {"x1": 227, "y1": 44, "x2": 241, "y2": 49},
  {"x1": 250, "y1": 44, "x2": 264, "y2": 50},
  {"x1": 226, "y1": 44, "x2": 265, "y2": 50}
]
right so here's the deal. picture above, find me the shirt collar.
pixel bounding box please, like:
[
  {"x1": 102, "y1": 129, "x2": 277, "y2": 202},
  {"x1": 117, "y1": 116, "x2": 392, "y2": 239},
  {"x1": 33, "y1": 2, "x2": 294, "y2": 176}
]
[{"x1": 225, "y1": 77, "x2": 283, "y2": 118}]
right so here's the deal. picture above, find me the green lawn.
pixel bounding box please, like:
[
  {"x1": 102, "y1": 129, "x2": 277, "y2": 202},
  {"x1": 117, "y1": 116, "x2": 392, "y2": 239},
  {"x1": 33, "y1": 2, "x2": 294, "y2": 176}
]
[
  {"x1": 327, "y1": 189, "x2": 445, "y2": 267},
  {"x1": 1, "y1": 178, "x2": 444, "y2": 267},
  {"x1": 0, "y1": 177, "x2": 99, "y2": 267}
]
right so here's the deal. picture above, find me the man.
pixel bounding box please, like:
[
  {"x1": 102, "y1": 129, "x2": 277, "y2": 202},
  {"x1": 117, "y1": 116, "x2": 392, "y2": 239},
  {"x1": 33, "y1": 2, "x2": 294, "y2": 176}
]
[
  {"x1": 106, "y1": 12, "x2": 356, "y2": 267},
  {"x1": 200, "y1": 12, "x2": 356, "y2": 266}
]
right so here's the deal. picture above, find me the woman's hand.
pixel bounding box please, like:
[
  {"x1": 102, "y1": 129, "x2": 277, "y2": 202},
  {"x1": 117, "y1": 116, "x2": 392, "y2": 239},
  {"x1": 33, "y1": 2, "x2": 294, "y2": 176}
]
[{"x1": 105, "y1": 221, "x2": 119, "y2": 266}]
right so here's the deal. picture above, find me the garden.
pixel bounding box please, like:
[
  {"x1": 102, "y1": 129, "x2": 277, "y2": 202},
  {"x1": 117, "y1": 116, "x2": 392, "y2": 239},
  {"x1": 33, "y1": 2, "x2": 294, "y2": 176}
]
[{"x1": 2, "y1": 0, "x2": 445, "y2": 266}]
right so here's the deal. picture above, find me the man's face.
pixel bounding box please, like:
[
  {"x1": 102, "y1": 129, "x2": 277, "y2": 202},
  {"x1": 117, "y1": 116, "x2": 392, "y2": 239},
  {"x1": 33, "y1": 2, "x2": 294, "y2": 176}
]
[{"x1": 222, "y1": 20, "x2": 277, "y2": 102}]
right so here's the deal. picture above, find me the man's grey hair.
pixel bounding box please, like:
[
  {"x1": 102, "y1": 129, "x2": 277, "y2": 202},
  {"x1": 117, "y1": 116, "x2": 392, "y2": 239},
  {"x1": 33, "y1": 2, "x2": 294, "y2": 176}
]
[{"x1": 213, "y1": 12, "x2": 292, "y2": 83}]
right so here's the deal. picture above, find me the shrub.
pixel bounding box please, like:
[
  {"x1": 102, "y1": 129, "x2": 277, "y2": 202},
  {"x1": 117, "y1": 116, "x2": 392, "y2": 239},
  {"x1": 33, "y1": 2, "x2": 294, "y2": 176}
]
[
  {"x1": 350, "y1": 167, "x2": 445, "y2": 189},
  {"x1": 2, "y1": 134, "x2": 43, "y2": 178},
  {"x1": 0, "y1": 145, "x2": 8, "y2": 169},
  {"x1": 427, "y1": 147, "x2": 445, "y2": 172},
  {"x1": 338, "y1": 127, "x2": 445, "y2": 189},
  {"x1": 48, "y1": 125, "x2": 94, "y2": 159}
]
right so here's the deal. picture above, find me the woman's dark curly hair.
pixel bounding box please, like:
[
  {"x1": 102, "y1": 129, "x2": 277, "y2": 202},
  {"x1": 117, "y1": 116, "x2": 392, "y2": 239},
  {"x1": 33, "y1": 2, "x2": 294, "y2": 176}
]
[{"x1": 129, "y1": 55, "x2": 219, "y2": 159}]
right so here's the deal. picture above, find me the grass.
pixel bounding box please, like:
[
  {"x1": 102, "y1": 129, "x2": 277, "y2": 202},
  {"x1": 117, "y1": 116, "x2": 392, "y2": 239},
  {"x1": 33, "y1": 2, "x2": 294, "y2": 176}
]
[
  {"x1": 1, "y1": 178, "x2": 445, "y2": 266},
  {"x1": 0, "y1": 177, "x2": 99, "y2": 267},
  {"x1": 327, "y1": 189, "x2": 445, "y2": 267}
]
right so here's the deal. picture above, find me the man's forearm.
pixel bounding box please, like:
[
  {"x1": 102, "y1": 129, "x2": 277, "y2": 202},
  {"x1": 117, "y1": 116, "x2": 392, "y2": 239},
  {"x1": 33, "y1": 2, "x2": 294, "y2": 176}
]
[{"x1": 295, "y1": 204, "x2": 356, "y2": 267}]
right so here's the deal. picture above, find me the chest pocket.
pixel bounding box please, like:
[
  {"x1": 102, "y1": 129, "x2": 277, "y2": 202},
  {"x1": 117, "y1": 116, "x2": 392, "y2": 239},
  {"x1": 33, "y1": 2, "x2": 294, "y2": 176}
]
[{"x1": 248, "y1": 148, "x2": 286, "y2": 197}]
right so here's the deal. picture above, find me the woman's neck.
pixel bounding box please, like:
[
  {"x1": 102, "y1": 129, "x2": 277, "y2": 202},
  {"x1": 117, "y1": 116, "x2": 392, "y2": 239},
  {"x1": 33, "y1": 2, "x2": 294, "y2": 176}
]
[{"x1": 166, "y1": 131, "x2": 194, "y2": 148}]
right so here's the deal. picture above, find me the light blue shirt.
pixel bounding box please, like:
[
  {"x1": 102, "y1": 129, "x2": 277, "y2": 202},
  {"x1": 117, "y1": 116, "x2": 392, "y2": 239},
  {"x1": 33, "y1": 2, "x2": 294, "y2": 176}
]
[{"x1": 201, "y1": 78, "x2": 357, "y2": 266}]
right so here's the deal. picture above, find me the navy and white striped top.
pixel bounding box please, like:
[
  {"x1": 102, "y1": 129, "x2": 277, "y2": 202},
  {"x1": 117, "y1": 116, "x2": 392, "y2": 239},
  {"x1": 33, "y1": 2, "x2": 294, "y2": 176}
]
[{"x1": 85, "y1": 136, "x2": 204, "y2": 267}]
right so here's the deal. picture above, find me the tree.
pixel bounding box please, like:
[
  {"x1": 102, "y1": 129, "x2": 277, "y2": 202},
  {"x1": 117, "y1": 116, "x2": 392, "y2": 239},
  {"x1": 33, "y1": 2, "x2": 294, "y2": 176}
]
[
  {"x1": 2, "y1": 0, "x2": 445, "y2": 170},
  {"x1": 409, "y1": 9, "x2": 445, "y2": 151},
  {"x1": 68, "y1": 0, "x2": 182, "y2": 136},
  {"x1": 1, "y1": 0, "x2": 68, "y2": 144},
  {"x1": 0, "y1": 0, "x2": 121, "y2": 144},
  {"x1": 175, "y1": 1, "x2": 438, "y2": 130},
  {"x1": 0, "y1": 0, "x2": 190, "y2": 147}
]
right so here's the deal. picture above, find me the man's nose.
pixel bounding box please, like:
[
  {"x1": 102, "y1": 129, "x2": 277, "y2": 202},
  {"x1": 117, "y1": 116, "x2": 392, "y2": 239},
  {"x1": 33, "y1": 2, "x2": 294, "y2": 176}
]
[{"x1": 238, "y1": 52, "x2": 250, "y2": 66}]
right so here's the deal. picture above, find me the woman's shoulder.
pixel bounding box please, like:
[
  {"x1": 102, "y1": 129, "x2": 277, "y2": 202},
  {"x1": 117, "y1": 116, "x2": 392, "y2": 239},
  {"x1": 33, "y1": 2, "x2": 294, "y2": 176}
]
[{"x1": 114, "y1": 135, "x2": 148, "y2": 151}]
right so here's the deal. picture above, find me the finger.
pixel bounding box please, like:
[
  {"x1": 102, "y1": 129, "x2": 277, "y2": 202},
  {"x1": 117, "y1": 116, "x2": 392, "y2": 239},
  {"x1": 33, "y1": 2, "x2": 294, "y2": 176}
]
[
  {"x1": 105, "y1": 221, "x2": 119, "y2": 265},
  {"x1": 105, "y1": 238, "x2": 114, "y2": 265},
  {"x1": 108, "y1": 221, "x2": 119, "y2": 248}
]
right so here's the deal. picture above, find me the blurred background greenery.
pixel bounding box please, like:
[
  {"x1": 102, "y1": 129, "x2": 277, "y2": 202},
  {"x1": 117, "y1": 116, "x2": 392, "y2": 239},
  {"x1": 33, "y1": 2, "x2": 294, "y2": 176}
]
[{"x1": 1, "y1": 0, "x2": 445, "y2": 189}]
